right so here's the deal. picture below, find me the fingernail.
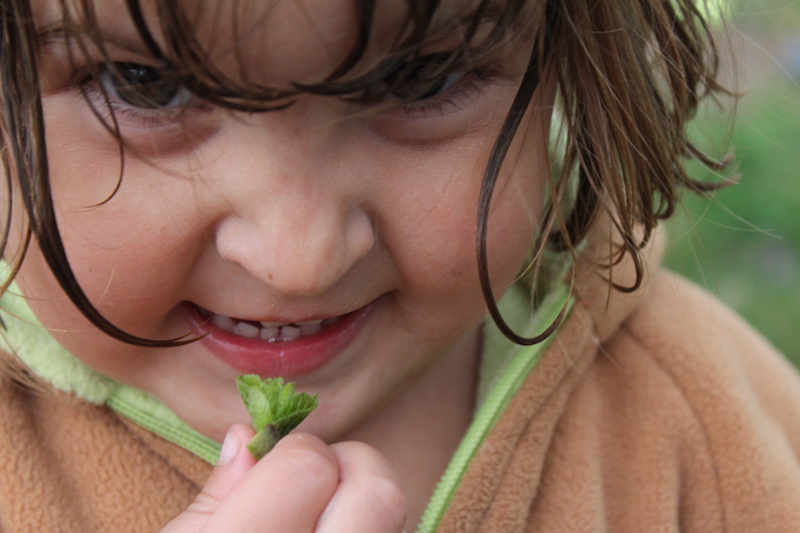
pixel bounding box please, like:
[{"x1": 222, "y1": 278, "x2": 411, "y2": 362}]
[{"x1": 217, "y1": 430, "x2": 240, "y2": 466}]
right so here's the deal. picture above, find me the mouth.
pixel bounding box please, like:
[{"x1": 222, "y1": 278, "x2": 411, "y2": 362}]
[
  {"x1": 198, "y1": 308, "x2": 342, "y2": 342},
  {"x1": 185, "y1": 301, "x2": 374, "y2": 378}
]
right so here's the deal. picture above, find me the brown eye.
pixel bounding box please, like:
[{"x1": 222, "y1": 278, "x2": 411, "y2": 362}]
[
  {"x1": 99, "y1": 63, "x2": 191, "y2": 109},
  {"x1": 384, "y1": 54, "x2": 464, "y2": 101}
]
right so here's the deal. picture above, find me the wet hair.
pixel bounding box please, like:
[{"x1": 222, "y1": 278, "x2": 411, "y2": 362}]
[{"x1": 0, "y1": 0, "x2": 729, "y2": 347}]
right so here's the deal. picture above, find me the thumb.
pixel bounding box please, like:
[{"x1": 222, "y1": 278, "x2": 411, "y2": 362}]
[{"x1": 161, "y1": 424, "x2": 257, "y2": 532}]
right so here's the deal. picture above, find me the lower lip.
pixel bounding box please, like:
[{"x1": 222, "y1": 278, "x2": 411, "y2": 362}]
[{"x1": 185, "y1": 302, "x2": 374, "y2": 378}]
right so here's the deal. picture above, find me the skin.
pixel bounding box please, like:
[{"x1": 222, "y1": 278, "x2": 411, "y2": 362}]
[{"x1": 12, "y1": 0, "x2": 553, "y2": 529}]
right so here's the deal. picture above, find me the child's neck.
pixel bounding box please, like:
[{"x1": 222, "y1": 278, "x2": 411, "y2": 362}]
[{"x1": 341, "y1": 328, "x2": 481, "y2": 530}]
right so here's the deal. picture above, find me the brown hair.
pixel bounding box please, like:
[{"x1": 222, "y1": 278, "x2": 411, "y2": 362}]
[{"x1": 0, "y1": 0, "x2": 730, "y2": 346}]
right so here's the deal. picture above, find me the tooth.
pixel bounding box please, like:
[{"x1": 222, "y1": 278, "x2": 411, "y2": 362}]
[
  {"x1": 260, "y1": 326, "x2": 280, "y2": 340},
  {"x1": 321, "y1": 317, "x2": 340, "y2": 327},
  {"x1": 260, "y1": 321, "x2": 285, "y2": 328},
  {"x1": 233, "y1": 322, "x2": 260, "y2": 339},
  {"x1": 279, "y1": 325, "x2": 301, "y2": 340},
  {"x1": 211, "y1": 314, "x2": 236, "y2": 332},
  {"x1": 299, "y1": 323, "x2": 323, "y2": 336}
]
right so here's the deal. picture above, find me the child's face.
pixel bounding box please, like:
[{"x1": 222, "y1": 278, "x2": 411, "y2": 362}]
[{"x1": 14, "y1": 0, "x2": 551, "y2": 441}]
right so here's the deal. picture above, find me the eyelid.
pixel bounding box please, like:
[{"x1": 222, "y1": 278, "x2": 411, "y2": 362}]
[
  {"x1": 100, "y1": 63, "x2": 190, "y2": 107},
  {"x1": 365, "y1": 52, "x2": 467, "y2": 97},
  {"x1": 380, "y1": 68, "x2": 493, "y2": 119},
  {"x1": 77, "y1": 62, "x2": 207, "y2": 128}
]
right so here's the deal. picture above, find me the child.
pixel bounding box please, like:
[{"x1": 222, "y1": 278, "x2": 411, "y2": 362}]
[{"x1": 1, "y1": 0, "x2": 799, "y2": 531}]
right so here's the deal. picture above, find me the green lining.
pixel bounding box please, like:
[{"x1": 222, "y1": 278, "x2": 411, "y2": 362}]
[
  {"x1": 0, "y1": 281, "x2": 118, "y2": 404},
  {"x1": 415, "y1": 283, "x2": 572, "y2": 533},
  {"x1": 106, "y1": 391, "x2": 221, "y2": 464}
]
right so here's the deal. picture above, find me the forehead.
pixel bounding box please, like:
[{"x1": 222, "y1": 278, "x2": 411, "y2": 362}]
[{"x1": 33, "y1": 0, "x2": 493, "y2": 84}]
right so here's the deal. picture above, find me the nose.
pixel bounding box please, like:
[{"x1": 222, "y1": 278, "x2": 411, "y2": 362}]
[{"x1": 212, "y1": 114, "x2": 375, "y2": 296}]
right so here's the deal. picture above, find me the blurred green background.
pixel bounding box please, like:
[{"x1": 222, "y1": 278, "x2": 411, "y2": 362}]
[{"x1": 664, "y1": 0, "x2": 800, "y2": 366}]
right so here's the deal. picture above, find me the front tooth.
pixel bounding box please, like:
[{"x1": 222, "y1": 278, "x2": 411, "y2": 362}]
[
  {"x1": 260, "y1": 326, "x2": 280, "y2": 340},
  {"x1": 299, "y1": 323, "x2": 323, "y2": 336},
  {"x1": 211, "y1": 314, "x2": 236, "y2": 332},
  {"x1": 233, "y1": 321, "x2": 260, "y2": 339},
  {"x1": 260, "y1": 321, "x2": 285, "y2": 328},
  {"x1": 279, "y1": 325, "x2": 301, "y2": 340}
]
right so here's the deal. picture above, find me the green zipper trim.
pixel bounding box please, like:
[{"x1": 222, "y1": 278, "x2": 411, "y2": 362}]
[
  {"x1": 415, "y1": 284, "x2": 572, "y2": 533},
  {"x1": 106, "y1": 392, "x2": 222, "y2": 464}
]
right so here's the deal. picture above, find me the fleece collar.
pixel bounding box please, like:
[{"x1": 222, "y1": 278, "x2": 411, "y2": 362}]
[{"x1": 0, "y1": 279, "x2": 221, "y2": 463}]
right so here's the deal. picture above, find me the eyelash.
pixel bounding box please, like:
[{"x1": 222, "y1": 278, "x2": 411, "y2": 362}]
[
  {"x1": 76, "y1": 59, "x2": 493, "y2": 127},
  {"x1": 386, "y1": 70, "x2": 491, "y2": 118},
  {"x1": 78, "y1": 64, "x2": 201, "y2": 128}
]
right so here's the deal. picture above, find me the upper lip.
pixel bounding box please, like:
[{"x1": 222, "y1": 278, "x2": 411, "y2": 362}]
[{"x1": 191, "y1": 300, "x2": 373, "y2": 325}]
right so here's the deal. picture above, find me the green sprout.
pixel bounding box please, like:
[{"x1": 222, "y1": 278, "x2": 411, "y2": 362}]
[{"x1": 236, "y1": 375, "x2": 319, "y2": 460}]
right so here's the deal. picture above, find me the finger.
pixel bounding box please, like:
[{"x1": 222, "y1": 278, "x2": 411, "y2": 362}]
[
  {"x1": 161, "y1": 424, "x2": 257, "y2": 532},
  {"x1": 316, "y1": 441, "x2": 407, "y2": 533},
  {"x1": 201, "y1": 432, "x2": 340, "y2": 531}
]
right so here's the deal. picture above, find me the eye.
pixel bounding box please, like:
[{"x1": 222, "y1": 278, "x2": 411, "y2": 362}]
[
  {"x1": 381, "y1": 53, "x2": 466, "y2": 102},
  {"x1": 394, "y1": 71, "x2": 463, "y2": 101},
  {"x1": 97, "y1": 62, "x2": 192, "y2": 109}
]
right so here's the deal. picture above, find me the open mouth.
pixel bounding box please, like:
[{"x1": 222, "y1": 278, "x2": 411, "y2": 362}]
[
  {"x1": 196, "y1": 307, "x2": 342, "y2": 342},
  {"x1": 187, "y1": 300, "x2": 376, "y2": 377}
]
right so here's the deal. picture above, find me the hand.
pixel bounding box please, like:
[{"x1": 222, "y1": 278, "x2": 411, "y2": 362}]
[{"x1": 161, "y1": 424, "x2": 407, "y2": 532}]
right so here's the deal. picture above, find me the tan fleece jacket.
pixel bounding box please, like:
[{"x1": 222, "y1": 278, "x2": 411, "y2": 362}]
[{"x1": 2, "y1": 235, "x2": 800, "y2": 531}]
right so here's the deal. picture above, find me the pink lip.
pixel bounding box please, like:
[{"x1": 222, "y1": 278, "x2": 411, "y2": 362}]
[{"x1": 184, "y1": 302, "x2": 374, "y2": 378}]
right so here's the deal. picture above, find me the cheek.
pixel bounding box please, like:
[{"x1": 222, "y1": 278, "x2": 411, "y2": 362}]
[
  {"x1": 409, "y1": 127, "x2": 544, "y2": 273},
  {"x1": 11, "y1": 109, "x2": 192, "y2": 342},
  {"x1": 482, "y1": 107, "x2": 551, "y2": 287},
  {"x1": 374, "y1": 125, "x2": 546, "y2": 322},
  {"x1": 41, "y1": 102, "x2": 202, "y2": 295},
  {"x1": 11, "y1": 244, "x2": 119, "y2": 363},
  {"x1": 9, "y1": 207, "x2": 179, "y2": 380},
  {"x1": 485, "y1": 142, "x2": 548, "y2": 285}
]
